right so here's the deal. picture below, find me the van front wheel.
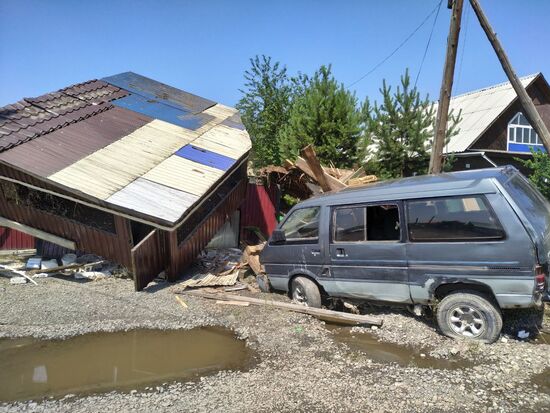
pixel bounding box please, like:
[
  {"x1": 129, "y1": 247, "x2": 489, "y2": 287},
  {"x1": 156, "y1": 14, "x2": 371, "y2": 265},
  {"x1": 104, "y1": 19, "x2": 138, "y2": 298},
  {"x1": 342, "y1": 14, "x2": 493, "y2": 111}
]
[
  {"x1": 436, "y1": 291, "x2": 502, "y2": 344},
  {"x1": 291, "y1": 277, "x2": 322, "y2": 308}
]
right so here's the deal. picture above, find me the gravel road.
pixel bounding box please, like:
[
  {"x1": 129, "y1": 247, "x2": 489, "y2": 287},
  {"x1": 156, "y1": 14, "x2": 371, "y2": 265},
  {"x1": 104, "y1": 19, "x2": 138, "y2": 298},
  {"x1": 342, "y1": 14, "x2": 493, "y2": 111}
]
[{"x1": 0, "y1": 273, "x2": 548, "y2": 413}]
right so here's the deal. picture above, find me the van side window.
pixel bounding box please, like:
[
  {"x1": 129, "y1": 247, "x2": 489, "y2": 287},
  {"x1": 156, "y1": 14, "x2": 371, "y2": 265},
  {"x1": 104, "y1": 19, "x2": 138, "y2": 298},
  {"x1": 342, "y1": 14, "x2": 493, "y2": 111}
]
[
  {"x1": 333, "y1": 204, "x2": 400, "y2": 242},
  {"x1": 281, "y1": 207, "x2": 320, "y2": 241},
  {"x1": 407, "y1": 196, "x2": 505, "y2": 242}
]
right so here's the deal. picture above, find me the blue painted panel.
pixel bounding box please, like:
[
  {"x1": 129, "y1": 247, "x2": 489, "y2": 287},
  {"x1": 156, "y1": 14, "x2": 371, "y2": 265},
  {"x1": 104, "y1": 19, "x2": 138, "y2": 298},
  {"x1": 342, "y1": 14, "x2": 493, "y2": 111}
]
[
  {"x1": 102, "y1": 72, "x2": 216, "y2": 114},
  {"x1": 509, "y1": 143, "x2": 547, "y2": 153},
  {"x1": 175, "y1": 145, "x2": 235, "y2": 171},
  {"x1": 112, "y1": 94, "x2": 209, "y2": 130}
]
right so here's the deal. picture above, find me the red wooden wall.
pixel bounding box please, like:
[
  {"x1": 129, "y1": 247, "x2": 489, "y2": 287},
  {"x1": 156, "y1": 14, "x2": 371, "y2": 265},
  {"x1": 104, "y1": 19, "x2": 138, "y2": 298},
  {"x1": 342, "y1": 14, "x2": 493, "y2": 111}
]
[
  {"x1": 0, "y1": 227, "x2": 35, "y2": 250},
  {"x1": 240, "y1": 183, "x2": 279, "y2": 243}
]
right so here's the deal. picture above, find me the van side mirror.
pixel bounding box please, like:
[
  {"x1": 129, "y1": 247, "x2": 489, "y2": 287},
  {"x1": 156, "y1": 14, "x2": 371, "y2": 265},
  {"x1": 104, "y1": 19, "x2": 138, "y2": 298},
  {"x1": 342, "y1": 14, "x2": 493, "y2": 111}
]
[{"x1": 270, "y1": 229, "x2": 286, "y2": 244}]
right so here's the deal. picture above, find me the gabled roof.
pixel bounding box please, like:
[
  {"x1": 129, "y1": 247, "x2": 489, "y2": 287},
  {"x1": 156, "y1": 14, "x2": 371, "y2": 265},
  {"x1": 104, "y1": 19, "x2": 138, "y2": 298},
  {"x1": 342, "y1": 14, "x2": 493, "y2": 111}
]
[
  {"x1": 438, "y1": 73, "x2": 540, "y2": 153},
  {"x1": 0, "y1": 72, "x2": 251, "y2": 227}
]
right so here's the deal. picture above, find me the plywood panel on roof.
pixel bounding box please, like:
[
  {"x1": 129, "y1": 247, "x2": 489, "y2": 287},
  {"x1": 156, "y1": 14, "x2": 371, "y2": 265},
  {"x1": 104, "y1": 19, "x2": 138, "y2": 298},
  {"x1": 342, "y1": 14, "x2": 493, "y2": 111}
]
[
  {"x1": 192, "y1": 124, "x2": 251, "y2": 159},
  {"x1": 106, "y1": 177, "x2": 199, "y2": 223},
  {"x1": 202, "y1": 104, "x2": 238, "y2": 119},
  {"x1": 48, "y1": 119, "x2": 195, "y2": 199},
  {"x1": 142, "y1": 155, "x2": 225, "y2": 196}
]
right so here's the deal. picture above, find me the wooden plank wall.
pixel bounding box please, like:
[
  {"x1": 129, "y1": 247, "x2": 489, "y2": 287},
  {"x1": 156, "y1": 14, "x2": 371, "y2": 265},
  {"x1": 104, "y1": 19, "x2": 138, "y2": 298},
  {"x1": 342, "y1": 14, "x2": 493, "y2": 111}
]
[{"x1": 131, "y1": 229, "x2": 167, "y2": 291}]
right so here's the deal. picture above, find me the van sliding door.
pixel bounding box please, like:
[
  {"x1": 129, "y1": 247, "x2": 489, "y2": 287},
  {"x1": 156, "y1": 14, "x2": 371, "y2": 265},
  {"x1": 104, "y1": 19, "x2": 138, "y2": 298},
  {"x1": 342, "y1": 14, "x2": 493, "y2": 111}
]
[{"x1": 325, "y1": 202, "x2": 410, "y2": 303}]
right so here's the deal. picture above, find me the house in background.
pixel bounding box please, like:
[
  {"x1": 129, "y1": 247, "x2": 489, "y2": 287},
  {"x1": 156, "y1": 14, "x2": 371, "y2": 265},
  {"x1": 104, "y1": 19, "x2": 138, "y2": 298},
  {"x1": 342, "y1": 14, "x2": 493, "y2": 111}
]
[{"x1": 440, "y1": 72, "x2": 549, "y2": 174}]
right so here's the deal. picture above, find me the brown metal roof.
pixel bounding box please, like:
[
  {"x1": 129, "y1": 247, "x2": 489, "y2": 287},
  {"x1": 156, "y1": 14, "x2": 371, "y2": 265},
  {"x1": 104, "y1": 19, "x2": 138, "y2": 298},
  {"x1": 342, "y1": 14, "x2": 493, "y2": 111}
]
[
  {"x1": 0, "y1": 80, "x2": 128, "y2": 152},
  {"x1": 0, "y1": 107, "x2": 152, "y2": 177}
]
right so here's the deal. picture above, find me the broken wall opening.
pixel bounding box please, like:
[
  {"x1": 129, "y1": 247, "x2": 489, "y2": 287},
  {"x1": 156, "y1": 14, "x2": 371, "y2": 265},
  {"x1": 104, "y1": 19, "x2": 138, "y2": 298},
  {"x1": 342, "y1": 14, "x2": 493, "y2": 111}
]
[{"x1": 0, "y1": 181, "x2": 116, "y2": 233}]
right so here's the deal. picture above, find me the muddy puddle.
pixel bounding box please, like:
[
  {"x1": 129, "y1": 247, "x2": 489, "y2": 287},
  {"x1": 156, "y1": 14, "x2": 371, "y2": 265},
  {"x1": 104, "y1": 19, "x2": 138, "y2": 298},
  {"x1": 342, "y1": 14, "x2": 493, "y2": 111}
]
[
  {"x1": 531, "y1": 368, "x2": 550, "y2": 394},
  {"x1": 326, "y1": 325, "x2": 471, "y2": 369},
  {"x1": 0, "y1": 327, "x2": 253, "y2": 402}
]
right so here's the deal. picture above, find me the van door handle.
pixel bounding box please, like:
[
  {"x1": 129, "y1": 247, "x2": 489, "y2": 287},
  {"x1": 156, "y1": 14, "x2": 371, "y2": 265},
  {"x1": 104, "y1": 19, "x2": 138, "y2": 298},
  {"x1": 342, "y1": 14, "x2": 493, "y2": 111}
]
[{"x1": 336, "y1": 248, "x2": 347, "y2": 258}]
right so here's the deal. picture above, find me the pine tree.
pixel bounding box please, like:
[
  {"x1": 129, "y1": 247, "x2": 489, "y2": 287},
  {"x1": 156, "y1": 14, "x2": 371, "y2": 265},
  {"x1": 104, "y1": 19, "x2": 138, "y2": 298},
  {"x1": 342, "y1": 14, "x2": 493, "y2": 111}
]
[
  {"x1": 280, "y1": 65, "x2": 362, "y2": 168},
  {"x1": 520, "y1": 150, "x2": 550, "y2": 200},
  {"x1": 237, "y1": 55, "x2": 292, "y2": 168},
  {"x1": 361, "y1": 69, "x2": 461, "y2": 179}
]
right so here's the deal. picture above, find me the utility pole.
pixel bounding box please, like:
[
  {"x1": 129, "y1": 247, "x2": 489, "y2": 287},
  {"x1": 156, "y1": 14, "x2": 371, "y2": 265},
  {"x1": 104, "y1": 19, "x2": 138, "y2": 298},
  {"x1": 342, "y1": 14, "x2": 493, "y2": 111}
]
[
  {"x1": 469, "y1": 0, "x2": 550, "y2": 154},
  {"x1": 429, "y1": 0, "x2": 464, "y2": 174}
]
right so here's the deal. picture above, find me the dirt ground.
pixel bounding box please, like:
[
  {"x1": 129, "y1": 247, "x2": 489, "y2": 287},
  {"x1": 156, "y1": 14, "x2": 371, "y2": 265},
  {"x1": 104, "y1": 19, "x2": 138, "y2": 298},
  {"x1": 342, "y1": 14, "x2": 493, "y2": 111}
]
[{"x1": 0, "y1": 268, "x2": 549, "y2": 413}]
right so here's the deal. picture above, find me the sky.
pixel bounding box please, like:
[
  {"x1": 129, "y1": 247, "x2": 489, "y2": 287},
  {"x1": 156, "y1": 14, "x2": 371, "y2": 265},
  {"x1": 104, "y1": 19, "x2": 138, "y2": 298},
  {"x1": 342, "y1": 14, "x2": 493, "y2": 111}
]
[{"x1": 1, "y1": 0, "x2": 550, "y2": 108}]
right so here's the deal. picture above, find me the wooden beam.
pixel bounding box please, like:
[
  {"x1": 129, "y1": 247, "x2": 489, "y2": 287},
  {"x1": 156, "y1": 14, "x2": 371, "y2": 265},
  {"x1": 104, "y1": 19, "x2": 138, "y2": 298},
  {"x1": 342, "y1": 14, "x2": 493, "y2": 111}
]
[
  {"x1": 178, "y1": 290, "x2": 383, "y2": 326},
  {"x1": 469, "y1": 0, "x2": 550, "y2": 153},
  {"x1": 296, "y1": 147, "x2": 347, "y2": 191},
  {"x1": 429, "y1": 0, "x2": 464, "y2": 174},
  {"x1": 300, "y1": 145, "x2": 332, "y2": 191},
  {"x1": 0, "y1": 216, "x2": 76, "y2": 250}
]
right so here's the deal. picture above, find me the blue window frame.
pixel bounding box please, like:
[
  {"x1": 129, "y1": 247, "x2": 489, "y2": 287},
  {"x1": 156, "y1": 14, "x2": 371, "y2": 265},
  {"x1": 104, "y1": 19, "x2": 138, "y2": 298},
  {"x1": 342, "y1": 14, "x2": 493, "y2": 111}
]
[{"x1": 507, "y1": 112, "x2": 546, "y2": 153}]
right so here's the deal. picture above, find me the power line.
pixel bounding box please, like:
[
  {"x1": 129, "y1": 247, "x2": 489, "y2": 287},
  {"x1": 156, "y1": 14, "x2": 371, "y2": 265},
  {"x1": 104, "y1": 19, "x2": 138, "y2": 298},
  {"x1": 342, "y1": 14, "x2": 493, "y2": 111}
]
[
  {"x1": 347, "y1": 0, "x2": 443, "y2": 88},
  {"x1": 414, "y1": 0, "x2": 443, "y2": 87}
]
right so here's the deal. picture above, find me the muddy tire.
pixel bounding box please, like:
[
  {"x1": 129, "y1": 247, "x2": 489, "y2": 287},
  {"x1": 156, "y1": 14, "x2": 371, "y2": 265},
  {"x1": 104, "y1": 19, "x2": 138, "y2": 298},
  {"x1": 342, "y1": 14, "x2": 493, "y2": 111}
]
[
  {"x1": 436, "y1": 291, "x2": 502, "y2": 344},
  {"x1": 290, "y1": 276, "x2": 321, "y2": 308}
]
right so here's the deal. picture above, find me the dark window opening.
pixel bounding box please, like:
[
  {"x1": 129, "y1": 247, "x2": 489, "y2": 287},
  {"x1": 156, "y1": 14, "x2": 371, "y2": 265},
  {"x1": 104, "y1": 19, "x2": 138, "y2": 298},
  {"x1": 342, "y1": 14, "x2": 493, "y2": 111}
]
[
  {"x1": 407, "y1": 195, "x2": 505, "y2": 242},
  {"x1": 333, "y1": 204, "x2": 400, "y2": 242},
  {"x1": 367, "y1": 205, "x2": 400, "y2": 241},
  {"x1": 131, "y1": 220, "x2": 154, "y2": 245},
  {"x1": 0, "y1": 181, "x2": 116, "y2": 233}
]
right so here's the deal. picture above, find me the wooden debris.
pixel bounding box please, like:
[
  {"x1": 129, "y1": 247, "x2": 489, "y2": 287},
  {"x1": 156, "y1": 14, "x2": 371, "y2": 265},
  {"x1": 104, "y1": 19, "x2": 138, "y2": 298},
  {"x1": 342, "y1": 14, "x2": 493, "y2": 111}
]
[
  {"x1": 224, "y1": 284, "x2": 248, "y2": 292},
  {"x1": 300, "y1": 145, "x2": 332, "y2": 191},
  {"x1": 242, "y1": 243, "x2": 265, "y2": 275},
  {"x1": 215, "y1": 300, "x2": 250, "y2": 307},
  {"x1": 348, "y1": 175, "x2": 378, "y2": 187},
  {"x1": 27, "y1": 260, "x2": 107, "y2": 275},
  {"x1": 179, "y1": 290, "x2": 383, "y2": 326},
  {"x1": 175, "y1": 295, "x2": 188, "y2": 309}
]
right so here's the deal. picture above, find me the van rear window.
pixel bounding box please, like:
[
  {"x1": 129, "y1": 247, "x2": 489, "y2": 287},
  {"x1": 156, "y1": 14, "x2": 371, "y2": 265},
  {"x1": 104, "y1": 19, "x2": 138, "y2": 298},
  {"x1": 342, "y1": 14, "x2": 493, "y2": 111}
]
[
  {"x1": 407, "y1": 195, "x2": 505, "y2": 242},
  {"x1": 503, "y1": 175, "x2": 550, "y2": 236}
]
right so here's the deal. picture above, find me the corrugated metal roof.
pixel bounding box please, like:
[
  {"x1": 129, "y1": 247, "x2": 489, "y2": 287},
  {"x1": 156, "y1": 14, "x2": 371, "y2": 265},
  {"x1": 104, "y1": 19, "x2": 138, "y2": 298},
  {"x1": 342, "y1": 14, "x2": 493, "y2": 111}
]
[
  {"x1": 106, "y1": 177, "x2": 199, "y2": 223},
  {"x1": 102, "y1": 72, "x2": 216, "y2": 114},
  {"x1": 0, "y1": 73, "x2": 251, "y2": 226},
  {"x1": 112, "y1": 93, "x2": 213, "y2": 130},
  {"x1": 0, "y1": 107, "x2": 151, "y2": 177},
  {"x1": 0, "y1": 80, "x2": 128, "y2": 152},
  {"x1": 439, "y1": 74, "x2": 539, "y2": 153},
  {"x1": 192, "y1": 124, "x2": 252, "y2": 158},
  {"x1": 142, "y1": 155, "x2": 225, "y2": 196},
  {"x1": 175, "y1": 144, "x2": 235, "y2": 171},
  {"x1": 48, "y1": 119, "x2": 196, "y2": 199}
]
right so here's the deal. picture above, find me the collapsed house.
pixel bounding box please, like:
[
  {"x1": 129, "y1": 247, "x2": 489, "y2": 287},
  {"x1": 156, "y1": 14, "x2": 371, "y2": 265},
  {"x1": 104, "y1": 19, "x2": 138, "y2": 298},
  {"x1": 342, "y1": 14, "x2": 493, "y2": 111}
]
[{"x1": 0, "y1": 72, "x2": 251, "y2": 290}]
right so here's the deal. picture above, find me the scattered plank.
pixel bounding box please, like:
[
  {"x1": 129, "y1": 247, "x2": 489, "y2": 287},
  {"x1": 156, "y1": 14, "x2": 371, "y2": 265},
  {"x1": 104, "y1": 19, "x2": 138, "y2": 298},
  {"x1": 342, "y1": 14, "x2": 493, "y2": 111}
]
[
  {"x1": 178, "y1": 290, "x2": 383, "y2": 326},
  {"x1": 216, "y1": 300, "x2": 250, "y2": 307},
  {"x1": 224, "y1": 284, "x2": 248, "y2": 292},
  {"x1": 27, "y1": 260, "x2": 107, "y2": 275},
  {"x1": 175, "y1": 295, "x2": 188, "y2": 309}
]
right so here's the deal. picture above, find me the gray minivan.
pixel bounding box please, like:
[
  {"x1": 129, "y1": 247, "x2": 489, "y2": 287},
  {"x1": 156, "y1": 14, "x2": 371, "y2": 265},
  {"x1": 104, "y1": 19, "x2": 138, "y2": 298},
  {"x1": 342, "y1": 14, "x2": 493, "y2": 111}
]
[{"x1": 260, "y1": 166, "x2": 549, "y2": 343}]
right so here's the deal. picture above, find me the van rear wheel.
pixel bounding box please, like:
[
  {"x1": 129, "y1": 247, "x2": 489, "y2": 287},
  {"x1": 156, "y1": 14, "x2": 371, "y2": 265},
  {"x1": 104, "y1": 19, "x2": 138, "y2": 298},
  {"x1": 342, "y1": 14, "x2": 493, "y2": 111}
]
[
  {"x1": 436, "y1": 291, "x2": 502, "y2": 344},
  {"x1": 291, "y1": 277, "x2": 322, "y2": 308}
]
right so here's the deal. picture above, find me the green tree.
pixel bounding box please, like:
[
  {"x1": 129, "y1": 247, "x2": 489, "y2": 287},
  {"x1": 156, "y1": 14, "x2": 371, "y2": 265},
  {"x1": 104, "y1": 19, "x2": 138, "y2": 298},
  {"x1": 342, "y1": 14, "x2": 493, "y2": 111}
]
[
  {"x1": 237, "y1": 55, "x2": 292, "y2": 167},
  {"x1": 361, "y1": 69, "x2": 461, "y2": 179},
  {"x1": 280, "y1": 65, "x2": 362, "y2": 168},
  {"x1": 520, "y1": 150, "x2": 550, "y2": 200}
]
